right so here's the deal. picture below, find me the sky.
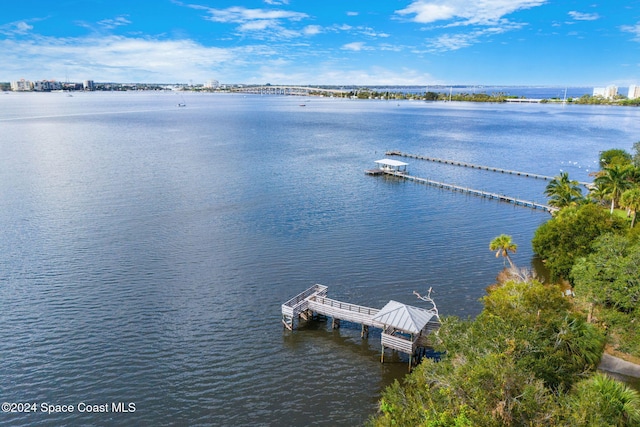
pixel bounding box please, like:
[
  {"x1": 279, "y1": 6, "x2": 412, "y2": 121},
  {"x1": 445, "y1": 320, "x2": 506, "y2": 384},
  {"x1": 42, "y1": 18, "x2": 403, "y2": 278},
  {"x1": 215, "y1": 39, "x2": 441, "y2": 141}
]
[{"x1": 1, "y1": 0, "x2": 640, "y2": 86}]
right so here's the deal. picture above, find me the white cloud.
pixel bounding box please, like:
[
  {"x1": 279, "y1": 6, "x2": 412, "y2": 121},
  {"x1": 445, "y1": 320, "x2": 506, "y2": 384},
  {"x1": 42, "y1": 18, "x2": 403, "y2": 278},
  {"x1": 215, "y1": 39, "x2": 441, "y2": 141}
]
[
  {"x1": 396, "y1": 0, "x2": 547, "y2": 26},
  {"x1": 0, "y1": 20, "x2": 34, "y2": 36},
  {"x1": 426, "y1": 23, "x2": 521, "y2": 52},
  {"x1": 341, "y1": 42, "x2": 368, "y2": 51},
  {"x1": 568, "y1": 11, "x2": 599, "y2": 21},
  {"x1": 0, "y1": 35, "x2": 238, "y2": 82},
  {"x1": 185, "y1": 4, "x2": 310, "y2": 40},
  {"x1": 621, "y1": 22, "x2": 640, "y2": 42},
  {"x1": 198, "y1": 6, "x2": 307, "y2": 25},
  {"x1": 264, "y1": 0, "x2": 289, "y2": 4},
  {"x1": 303, "y1": 25, "x2": 322, "y2": 36},
  {"x1": 97, "y1": 16, "x2": 131, "y2": 29},
  {"x1": 346, "y1": 11, "x2": 359, "y2": 17}
]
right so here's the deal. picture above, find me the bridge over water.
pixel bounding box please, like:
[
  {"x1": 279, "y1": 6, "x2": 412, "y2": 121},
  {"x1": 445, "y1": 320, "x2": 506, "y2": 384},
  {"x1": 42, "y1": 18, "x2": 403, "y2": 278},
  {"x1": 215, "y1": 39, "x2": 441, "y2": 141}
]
[{"x1": 232, "y1": 85, "x2": 348, "y2": 96}]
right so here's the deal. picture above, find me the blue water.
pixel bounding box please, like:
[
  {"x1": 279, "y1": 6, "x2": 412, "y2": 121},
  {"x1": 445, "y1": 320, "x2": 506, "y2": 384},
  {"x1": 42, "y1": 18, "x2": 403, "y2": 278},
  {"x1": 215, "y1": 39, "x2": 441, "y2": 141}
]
[{"x1": 1, "y1": 92, "x2": 639, "y2": 426}]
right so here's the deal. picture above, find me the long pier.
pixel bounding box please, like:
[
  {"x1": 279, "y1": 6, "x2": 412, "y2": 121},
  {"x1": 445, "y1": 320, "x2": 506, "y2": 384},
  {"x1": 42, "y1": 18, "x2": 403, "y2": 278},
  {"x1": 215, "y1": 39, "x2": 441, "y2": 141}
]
[
  {"x1": 282, "y1": 284, "x2": 440, "y2": 369},
  {"x1": 386, "y1": 151, "x2": 591, "y2": 187},
  {"x1": 369, "y1": 169, "x2": 557, "y2": 213}
]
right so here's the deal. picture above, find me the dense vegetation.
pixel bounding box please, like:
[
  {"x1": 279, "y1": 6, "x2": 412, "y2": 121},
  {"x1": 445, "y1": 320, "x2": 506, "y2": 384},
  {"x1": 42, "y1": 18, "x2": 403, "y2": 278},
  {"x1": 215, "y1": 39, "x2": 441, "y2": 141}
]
[{"x1": 370, "y1": 146, "x2": 640, "y2": 426}]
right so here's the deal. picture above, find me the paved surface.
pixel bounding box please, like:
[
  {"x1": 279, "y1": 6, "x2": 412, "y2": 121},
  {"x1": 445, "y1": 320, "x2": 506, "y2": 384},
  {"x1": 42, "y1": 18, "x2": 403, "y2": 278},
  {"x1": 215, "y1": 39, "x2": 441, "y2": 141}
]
[{"x1": 599, "y1": 353, "x2": 640, "y2": 378}]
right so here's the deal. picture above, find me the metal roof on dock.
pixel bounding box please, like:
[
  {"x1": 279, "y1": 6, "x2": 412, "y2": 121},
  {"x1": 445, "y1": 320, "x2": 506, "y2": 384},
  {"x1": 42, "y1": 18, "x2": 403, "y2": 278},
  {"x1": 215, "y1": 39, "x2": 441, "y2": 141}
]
[
  {"x1": 374, "y1": 159, "x2": 408, "y2": 167},
  {"x1": 372, "y1": 300, "x2": 438, "y2": 334}
]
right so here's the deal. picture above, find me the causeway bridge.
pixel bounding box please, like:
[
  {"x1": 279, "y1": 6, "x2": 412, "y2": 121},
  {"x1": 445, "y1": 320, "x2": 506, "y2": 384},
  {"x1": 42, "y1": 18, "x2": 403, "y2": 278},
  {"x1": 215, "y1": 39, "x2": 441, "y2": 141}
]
[{"x1": 232, "y1": 85, "x2": 348, "y2": 96}]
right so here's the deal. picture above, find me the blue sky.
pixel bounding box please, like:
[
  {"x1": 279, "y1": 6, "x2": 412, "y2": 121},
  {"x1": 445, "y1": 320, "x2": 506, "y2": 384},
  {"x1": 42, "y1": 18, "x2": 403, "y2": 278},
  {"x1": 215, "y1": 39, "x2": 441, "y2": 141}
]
[{"x1": 1, "y1": 0, "x2": 640, "y2": 85}]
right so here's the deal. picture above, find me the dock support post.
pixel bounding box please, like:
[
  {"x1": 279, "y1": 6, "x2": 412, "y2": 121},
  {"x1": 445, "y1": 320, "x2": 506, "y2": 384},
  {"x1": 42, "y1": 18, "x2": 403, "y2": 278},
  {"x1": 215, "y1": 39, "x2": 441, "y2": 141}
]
[
  {"x1": 361, "y1": 325, "x2": 369, "y2": 338},
  {"x1": 332, "y1": 318, "x2": 340, "y2": 329},
  {"x1": 381, "y1": 345, "x2": 385, "y2": 363}
]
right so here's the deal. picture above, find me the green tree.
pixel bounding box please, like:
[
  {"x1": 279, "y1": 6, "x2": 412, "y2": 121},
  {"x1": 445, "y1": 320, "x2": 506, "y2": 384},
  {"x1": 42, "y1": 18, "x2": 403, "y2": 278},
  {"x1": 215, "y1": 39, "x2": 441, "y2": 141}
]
[
  {"x1": 545, "y1": 171, "x2": 584, "y2": 208},
  {"x1": 600, "y1": 148, "x2": 633, "y2": 168},
  {"x1": 371, "y1": 280, "x2": 607, "y2": 426},
  {"x1": 489, "y1": 234, "x2": 517, "y2": 268},
  {"x1": 632, "y1": 141, "x2": 640, "y2": 168},
  {"x1": 595, "y1": 164, "x2": 634, "y2": 214},
  {"x1": 572, "y1": 234, "x2": 640, "y2": 313},
  {"x1": 620, "y1": 188, "x2": 640, "y2": 228},
  {"x1": 532, "y1": 203, "x2": 625, "y2": 280}
]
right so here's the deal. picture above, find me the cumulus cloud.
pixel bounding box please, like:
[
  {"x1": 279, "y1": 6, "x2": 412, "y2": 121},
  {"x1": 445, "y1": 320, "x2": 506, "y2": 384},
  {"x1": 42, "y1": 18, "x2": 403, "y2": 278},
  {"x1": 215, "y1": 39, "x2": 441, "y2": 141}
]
[{"x1": 396, "y1": 0, "x2": 547, "y2": 25}]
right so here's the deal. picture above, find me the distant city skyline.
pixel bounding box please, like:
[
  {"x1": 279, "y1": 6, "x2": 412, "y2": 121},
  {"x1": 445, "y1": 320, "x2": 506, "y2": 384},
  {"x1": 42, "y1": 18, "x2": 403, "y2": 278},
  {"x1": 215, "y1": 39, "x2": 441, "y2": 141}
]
[{"x1": 2, "y1": 1, "x2": 640, "y2": 86}]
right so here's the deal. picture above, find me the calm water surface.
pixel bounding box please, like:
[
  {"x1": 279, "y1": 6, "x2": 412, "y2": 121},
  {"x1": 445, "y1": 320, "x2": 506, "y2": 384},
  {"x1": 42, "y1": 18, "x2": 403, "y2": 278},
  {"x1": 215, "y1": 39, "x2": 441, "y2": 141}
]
[{"x1": 1, "y1": 92, "x2": 639, "y2": 426}]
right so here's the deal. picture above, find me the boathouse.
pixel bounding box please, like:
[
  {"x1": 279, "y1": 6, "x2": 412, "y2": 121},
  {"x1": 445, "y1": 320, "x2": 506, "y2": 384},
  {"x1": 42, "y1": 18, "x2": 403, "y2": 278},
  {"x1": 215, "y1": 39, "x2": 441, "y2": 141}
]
[
  {"x1": 365, "y1": 158, "x2": 408, "y2": 175},
  {"x1": 282, "y1": 284, "x2": 440, "y2": 369}
]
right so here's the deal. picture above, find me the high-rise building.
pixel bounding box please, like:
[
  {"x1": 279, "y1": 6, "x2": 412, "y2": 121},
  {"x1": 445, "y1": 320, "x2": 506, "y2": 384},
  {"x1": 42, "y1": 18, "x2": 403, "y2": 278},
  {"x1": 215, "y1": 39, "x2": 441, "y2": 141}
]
[
  {"x1": 593, "y1": 85, "x2": 618, "y2": 99},
  {"x1": 205, "y1": 79, "x2": 219, "y2": 89},
  {"x1": 628, "y1": 85, "x2": 640, "y2": 99},
  {"x1": 11, "y1": 79, "x2": 33, "y2": 91},
  {"x1": 83, "y1": 80, "x2": 95, "y2": 90}
]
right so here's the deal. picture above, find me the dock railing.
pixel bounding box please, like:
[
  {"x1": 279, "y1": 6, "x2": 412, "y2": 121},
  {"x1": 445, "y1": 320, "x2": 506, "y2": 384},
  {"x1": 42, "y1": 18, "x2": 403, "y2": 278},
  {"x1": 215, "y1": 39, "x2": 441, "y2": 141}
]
[
  {"x1": 307, "y1": 295, "x2": 380, "y2": 327},
  {"x1": 281, "y1": 284, "x2": 328, "y2": 318}
]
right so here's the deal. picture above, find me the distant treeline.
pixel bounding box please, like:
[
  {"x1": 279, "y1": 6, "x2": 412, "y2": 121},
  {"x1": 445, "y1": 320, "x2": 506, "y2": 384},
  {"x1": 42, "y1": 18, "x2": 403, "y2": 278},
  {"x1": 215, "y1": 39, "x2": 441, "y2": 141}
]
[{"x1": 308, "y1": 88, "x2": 640, "y2": 105}]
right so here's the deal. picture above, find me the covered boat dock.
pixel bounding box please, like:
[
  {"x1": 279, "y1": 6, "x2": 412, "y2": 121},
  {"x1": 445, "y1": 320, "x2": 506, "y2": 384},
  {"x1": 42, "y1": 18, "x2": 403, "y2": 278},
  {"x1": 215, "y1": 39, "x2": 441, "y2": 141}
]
[
  {"x1": 365, "y1": 158, "x2": 409, "y2": 175},
  {"x1": 282, "y1": 284, "x2": 440, "y2": 369}
]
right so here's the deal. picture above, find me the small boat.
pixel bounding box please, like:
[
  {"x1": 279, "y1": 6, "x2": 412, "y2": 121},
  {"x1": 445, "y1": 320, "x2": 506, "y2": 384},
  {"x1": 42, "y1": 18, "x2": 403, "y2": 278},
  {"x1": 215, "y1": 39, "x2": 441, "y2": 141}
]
[
  {"x1": 299, "y1": 104, "x2": 306, "y2": 107},
  {"x1": 177, "y1": 103, "x2": 186, "y2": 107}
]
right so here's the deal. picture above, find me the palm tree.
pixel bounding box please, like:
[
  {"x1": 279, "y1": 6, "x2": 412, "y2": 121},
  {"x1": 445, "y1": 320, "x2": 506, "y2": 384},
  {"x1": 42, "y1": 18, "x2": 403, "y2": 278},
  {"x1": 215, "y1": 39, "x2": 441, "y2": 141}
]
[
  {"x1": 544, "y1": 171, "x2": 583, "y2": 208},
  {"x1": 569, "y1": 373, "x2": 640, "y2": 426},
  {"x1": 620, "y1": 188, "x2": 640, "y2": 228},
  {"x1": 594, "y1": 164, "x2": 633, "y2": 214},
  {"x1": 490, "y1": 234, "x2": 517, "y2": 269}
]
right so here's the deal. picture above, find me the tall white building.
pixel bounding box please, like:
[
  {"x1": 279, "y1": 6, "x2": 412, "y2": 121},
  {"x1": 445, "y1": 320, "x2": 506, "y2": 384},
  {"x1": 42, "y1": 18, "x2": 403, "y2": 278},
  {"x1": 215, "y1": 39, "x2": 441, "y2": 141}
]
[
  {"x1": 205, "y1": 79, "x2": 219, "y2": 89},
  {"x1": 11, "y1": 79, "x2": 33, "y2": 91},
  {"x1": 628, "y1": 85, "x2": 640, "y2": 99},
  {"x1": 593, "y1": 85, "x2": 618, "y2": 99}
]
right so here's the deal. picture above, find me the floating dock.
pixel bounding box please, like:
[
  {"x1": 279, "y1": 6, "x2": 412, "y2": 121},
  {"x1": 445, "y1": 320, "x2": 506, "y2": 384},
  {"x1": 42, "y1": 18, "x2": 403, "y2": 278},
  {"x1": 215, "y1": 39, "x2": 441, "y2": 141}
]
[
  {"x1": 385, "y1": 151, "x2": 591, "y2": 187},
  {"x1": 282, "y1": 284, "x2": 440, "y2": 369}
]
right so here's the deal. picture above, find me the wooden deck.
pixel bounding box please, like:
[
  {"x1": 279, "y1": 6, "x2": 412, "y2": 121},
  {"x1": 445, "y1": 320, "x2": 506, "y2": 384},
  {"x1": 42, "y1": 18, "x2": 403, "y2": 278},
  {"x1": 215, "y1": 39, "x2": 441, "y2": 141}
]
[
  {"x1": 307, "y1": 295, "x2": 381, "y2": 327},
  {"x1": 386, "y1": 151, "x2": 591, "y2": 187},
  {"x1": 282, "y1": 285, "x2": 440, "y2": 368}
]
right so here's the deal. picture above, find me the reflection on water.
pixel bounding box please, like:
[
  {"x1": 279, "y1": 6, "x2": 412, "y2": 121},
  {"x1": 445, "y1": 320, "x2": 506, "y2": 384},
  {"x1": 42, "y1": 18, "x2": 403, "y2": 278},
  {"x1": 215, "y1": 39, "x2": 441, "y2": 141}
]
[{"x1": 1, "y1": 93, "x2": 640, "y2": 425}]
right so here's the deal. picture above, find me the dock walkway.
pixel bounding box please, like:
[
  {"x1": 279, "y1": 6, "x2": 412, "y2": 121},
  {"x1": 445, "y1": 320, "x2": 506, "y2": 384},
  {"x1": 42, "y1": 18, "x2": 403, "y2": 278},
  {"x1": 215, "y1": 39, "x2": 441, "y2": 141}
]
[
  {"x1": 386, "y1": 151, "x2": 591, "y2": 187},
  {"x1": 384, "y1": 170, "x2": 557, "y2": 213}
]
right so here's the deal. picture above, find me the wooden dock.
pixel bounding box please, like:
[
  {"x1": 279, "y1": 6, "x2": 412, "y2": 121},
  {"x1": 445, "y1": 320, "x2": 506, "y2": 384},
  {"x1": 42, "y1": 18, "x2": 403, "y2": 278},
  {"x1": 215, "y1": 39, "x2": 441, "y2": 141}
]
[
  {"x1": 381, "y1": 170, "x2": 557, "y2": 213},
  {"x1": 385, "y1": 151, "x2": 591, "y2": 187},
  {"x1": 282, "y1": 285, "x2": 441, "y2": 369}
]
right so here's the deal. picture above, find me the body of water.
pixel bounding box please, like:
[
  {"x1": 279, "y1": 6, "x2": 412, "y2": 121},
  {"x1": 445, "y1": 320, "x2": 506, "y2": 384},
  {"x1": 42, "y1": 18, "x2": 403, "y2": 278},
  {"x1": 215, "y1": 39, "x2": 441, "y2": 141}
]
[{"x1": 1, "y1": 92, "x2": 639, "y2": 426}]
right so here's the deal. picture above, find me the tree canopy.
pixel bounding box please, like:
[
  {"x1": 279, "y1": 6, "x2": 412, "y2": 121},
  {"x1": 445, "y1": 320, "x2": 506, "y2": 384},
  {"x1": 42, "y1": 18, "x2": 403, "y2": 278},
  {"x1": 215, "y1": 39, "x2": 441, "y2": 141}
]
[
  {"x1": 370, "y1": 279, "x2": 626, "y2": 427},
  {"x1": 532, "y1": 203, "x2": 625, "y2": 280},
  {"x1": 545, "y1": 171, "x2": 584, "y2": 208}
]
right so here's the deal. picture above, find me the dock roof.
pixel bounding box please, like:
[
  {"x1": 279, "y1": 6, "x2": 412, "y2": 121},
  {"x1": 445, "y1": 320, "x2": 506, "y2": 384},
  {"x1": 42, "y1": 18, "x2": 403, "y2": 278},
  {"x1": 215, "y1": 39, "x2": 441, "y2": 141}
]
[
  {"x1": 372, "y1": 300, "x2": 437, "y2": 334},
  {"x1": 374, "y1": 159, "x2": 408, "y2": 167}
]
